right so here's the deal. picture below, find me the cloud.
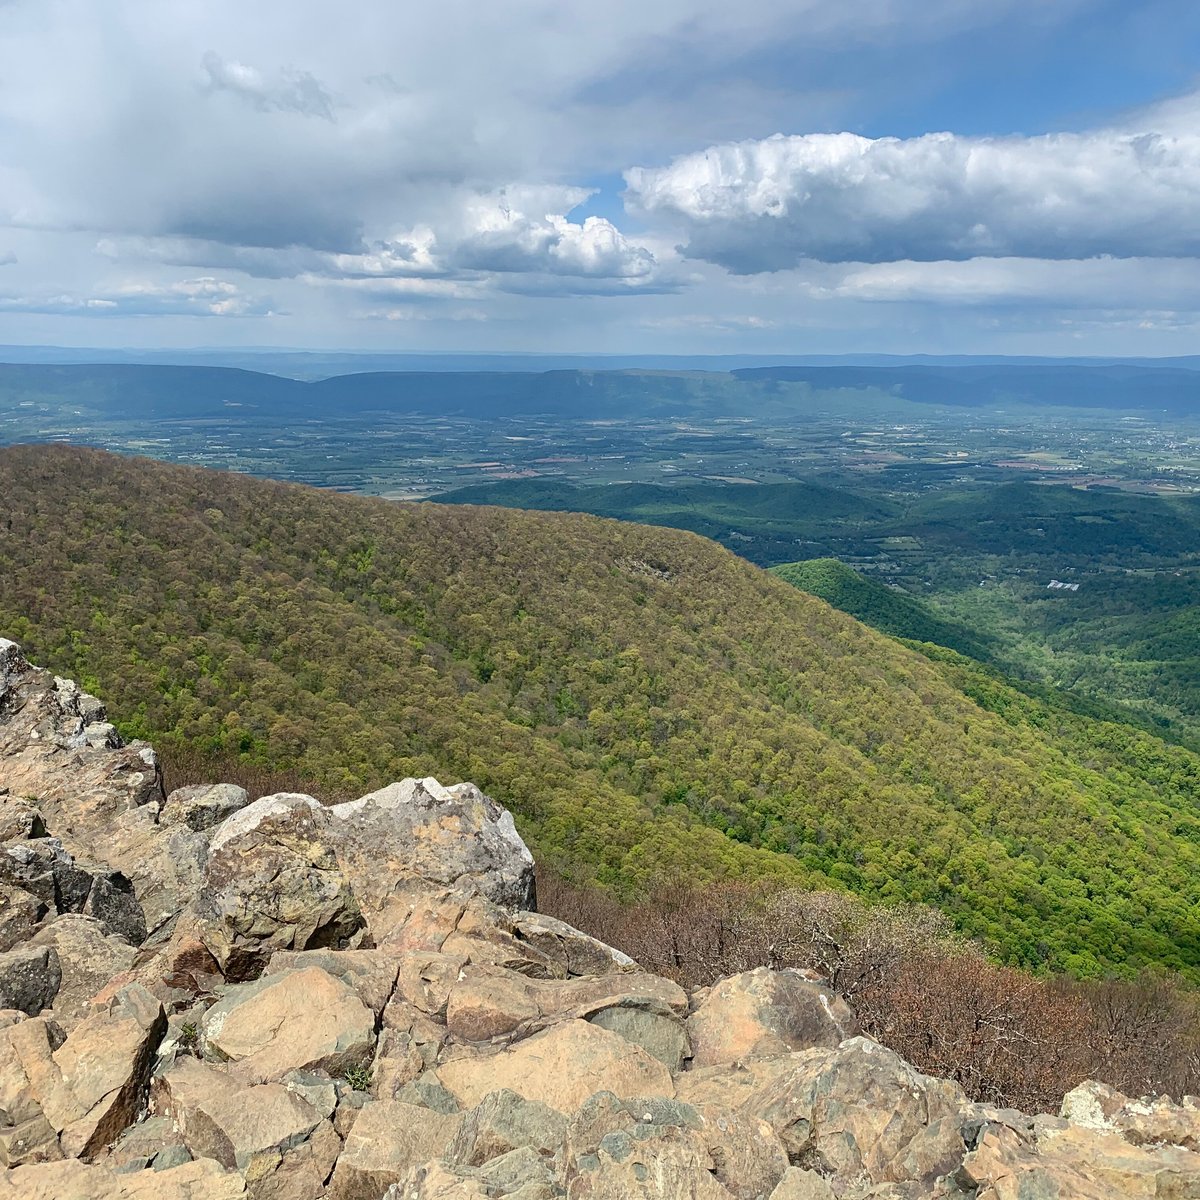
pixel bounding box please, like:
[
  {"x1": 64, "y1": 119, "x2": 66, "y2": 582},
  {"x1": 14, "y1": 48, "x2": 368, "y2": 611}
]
[
  {"x1": 0, "y1": 277, "x2": 276, "y2": 317},
  {"x1": 200, "y1": 52, "x2": 335, "y2": 121},
  {"x1": 796, "y1": 256, "x2": 1200, "y2": 310},
  {"x1": 0, "y1": 251, "x2": 15, "y2": 266},
  {"x1": 101, "y1": 187, "x2": 676, "y2": 294},
  {"x1": 445, "y1": 187, "x2": 669, "y2": 289},
  {"x1": 625, "y1": 106, "x2": 1200, "y2": 269}
]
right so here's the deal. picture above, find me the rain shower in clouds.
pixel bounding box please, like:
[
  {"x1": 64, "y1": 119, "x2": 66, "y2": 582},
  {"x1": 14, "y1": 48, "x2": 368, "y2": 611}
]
[{"x1": 0, "y1": 0, "x2": 1198, "y2": 351}]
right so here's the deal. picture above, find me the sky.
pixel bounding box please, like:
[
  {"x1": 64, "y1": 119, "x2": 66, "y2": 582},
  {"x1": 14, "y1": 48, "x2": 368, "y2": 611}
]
[{"x1": 1, "y1": 0, "x2": 1200, "y2": 356}]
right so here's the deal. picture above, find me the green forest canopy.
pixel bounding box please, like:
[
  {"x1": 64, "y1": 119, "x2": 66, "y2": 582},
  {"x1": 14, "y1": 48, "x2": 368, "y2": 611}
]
[{"x1": 3, "y1": 444, "x2": 1200, "y2": 980}]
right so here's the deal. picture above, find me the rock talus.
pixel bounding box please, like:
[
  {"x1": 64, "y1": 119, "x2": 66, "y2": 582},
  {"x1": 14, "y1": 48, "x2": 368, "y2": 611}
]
[{"x1": 1, "y1": 637, "x2": 1198, "y2": 1198}]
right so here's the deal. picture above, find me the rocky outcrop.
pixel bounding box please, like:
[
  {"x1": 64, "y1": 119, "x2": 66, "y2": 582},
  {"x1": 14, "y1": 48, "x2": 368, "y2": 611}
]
[{"x1": 2, "y1": 637, "x2": 1200, "y2": 1198}]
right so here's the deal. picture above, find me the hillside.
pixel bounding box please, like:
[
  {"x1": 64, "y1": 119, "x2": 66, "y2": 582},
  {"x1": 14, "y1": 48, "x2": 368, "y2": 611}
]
[
  {"x1": 435, "y1": 478, "x2": 1200, "y2": 747},
  {"x1": 768, "y1": 559, "x2": 993, "y2": 659},
  {"x1": 4, "y1": 444, "x2": 1200, "y2": 978}
]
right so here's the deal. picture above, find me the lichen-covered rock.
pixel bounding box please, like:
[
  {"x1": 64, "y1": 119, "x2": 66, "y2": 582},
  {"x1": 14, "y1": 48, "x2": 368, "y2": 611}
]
[
  {"x1": 385, "y1": 1150, "x2": 557, "y2": 1199},
  {"x1": 200, "y1": 966, "x2": 375, "y2": 1084},
  {"x1": 329, "y1": 778, "x2": 536, "y2": 914},
  {"x1": 445, "y1": 1087, "x2": 567, "y2": 1168},
  {"x1": 694, "y1": 1037, "x2": 966, "y2": 1192},
  {"x1": 1062, "y1": 1078, "x2": 1200, "y2": 1152},
  {"x1": 0, "y1": 944, "x2": 61, "y2": 1015},
  {"x1": 0, "y1": 882, "x2": 44, "y2": 953},
  {"x1": 198, "y1": 794, "x2": 366, "y2": 979},
  {"x1": 0, "y1": 796, "x2": 46, "y2": 842},
  {"x1": 0, "y1": 837, "x2": 148, "y2": 945},
  {"x1": 104, "y1": 1113, "x2": 191, "y2": 1172},
  {"x1": 162, "y1": 784, "x2": 250, "y2": 833},
  {"x1": 563, "y1": 1093, "x2": 734, "y2": 1199}
]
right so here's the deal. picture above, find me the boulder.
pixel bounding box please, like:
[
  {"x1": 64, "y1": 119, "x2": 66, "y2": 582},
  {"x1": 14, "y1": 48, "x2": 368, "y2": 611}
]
[
  {"x1": 589, "y1": 1008, "x2": 690, "y2": 1073},
  {"x1": 442, "y1": 961, "x2": 688, "y2": 1062},
  {"x1": 445, "y1": 1088, "x2": 567, "y2": 1167},
  {"x1": 385, "y1": 1150, "x2": 557, "y2": 1199},
  {"x1": 104, "y1": 1113, "x2": 191, "y2": 1172},
  {"x1": 51, "y1": 984, "x2": 167, "y2": 1158},
  {"x1": 0, "y1": 796, "x2": 47, "y2": 842},
  {"x1": 512, "y1": 910, "x2": 637, "y2": 978},
  {"x1": 0, "y1": 643, "x2": 165, "y2": 878},
  {"x1": 371, "y1": 886, "x2": 564, "y2": 980},
  {"x1": 0, "y1": 881, "x2": 45, "y2": 952},
  {"x1": 726, "y1": 1037, "x2": 966, "y2": 1191},
  {"x1": 687, "y1": 968, "x2": 857, "y2": 1068},
  {"x1": 329, "y1": 778, "x2": 536, "y2": 914},
  {"x1": 768, "y1": 1168, "x2": 835, "y2": 1199},
  {"x1": 264, "y1": 948, "x2": 400, "y2": 1017},
  {"x1": 326, "y1": 1098, "x2": 462, "y2": 1200},
  {"x1": 162, "y1": 784, "x2": 250, "y2": 832},
  {"x1": 0, "y1": 839, "x2": 93, "y2": 913},
  {"x1": 436, "y1": 1020, "x2": 674, "y2": 1114},
  {"x1": 78, "y1": 869, "x2": 146, "y2": 946},
  {"x1": 444, "y1": 972, "x2": 541, "y2": 1042},
  {"x1": 29, "y1": 915, "x2": 136, "y2": 1024},
  {"x1": 198, "y1": 794, "x2": 365, "y2": 979},
  {"x1": 1030, "y1": 1118, "x2": 1200, "y2": 1197},
  {"x1": 0, "y1": 1156, "x2": 246, "y2": 1198},
  {"x1": 1062, "y1": 1079, "x2": 1200, "y2": 1152},
  {"x1": 0, "y1": 839, "x2": 147, "y2": 944},
  {"x1": 200, "y1": 966, "x2": 375, "y2": 1084},
  {"x1": 0, "y1": 944, "x2": 61, "y2": 1015},
  {"x1": 567, "y1": 1115, "x2": 734, "y2": 1198},
  {"x1": 151, "y1": 1056, "x2": 327, "y2": 1173},
  {"x1": 564, "y1": 1092, "x2": 787, "y2": 1200},
  {"x1": 0, "y1": 984, "x2": 166, "y2": 1162}
]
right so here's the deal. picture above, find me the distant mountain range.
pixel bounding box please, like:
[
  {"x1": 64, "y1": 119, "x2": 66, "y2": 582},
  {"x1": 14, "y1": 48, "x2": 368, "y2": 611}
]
[
  {"x1": 1, "y1": 358, "x2": 1198, "y2": 416},
  {"x1": 3, "y1": 345, "x2": 1200, "y2": 378}
]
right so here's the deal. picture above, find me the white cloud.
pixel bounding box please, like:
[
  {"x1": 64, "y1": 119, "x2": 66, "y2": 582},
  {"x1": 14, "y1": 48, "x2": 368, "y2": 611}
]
[
  {"x1": 444, "y1": 187, "x2": 671, "y2": 290},
  {"x1": 0, "y1": 276, "x2": 275, "y2": 317},
  {"x1": 797, "y1": 256, "x2": 1200, "y2": 310},
  {"x1": 625, "y1": 106, "x2": 1200, "y2": 269}
]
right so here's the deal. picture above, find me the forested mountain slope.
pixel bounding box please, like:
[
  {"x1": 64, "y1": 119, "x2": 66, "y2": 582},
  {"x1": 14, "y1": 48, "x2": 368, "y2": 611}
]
[
  {"x1": 769, "y1": 559, "x2": 994, "y2": 660},
  {"x1": 3, "y1": 444, "x2": 1200, "y2": 978}
]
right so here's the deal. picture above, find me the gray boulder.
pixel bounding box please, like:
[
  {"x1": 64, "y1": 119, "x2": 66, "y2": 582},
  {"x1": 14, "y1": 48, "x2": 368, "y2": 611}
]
[
  {"x1": 329, "y1": 778, "x2": 536, "y2": 915},
  {"x1": 161, "y1": 784, "x2": 249, "y2": 833},
  {"x1": 198, "y1": 794, "x2": 366, "y2": 979},
  {"x1": 0, "y1": 945, "x2": 61, "y2": 1015}
]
